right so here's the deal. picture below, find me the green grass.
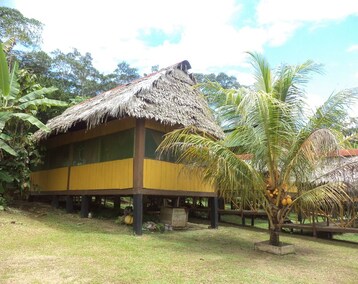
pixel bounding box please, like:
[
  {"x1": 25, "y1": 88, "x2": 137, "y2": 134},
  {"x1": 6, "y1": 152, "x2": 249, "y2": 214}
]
[{"x1": 1, "y1": 202, "x2": 358, "y2": 284}]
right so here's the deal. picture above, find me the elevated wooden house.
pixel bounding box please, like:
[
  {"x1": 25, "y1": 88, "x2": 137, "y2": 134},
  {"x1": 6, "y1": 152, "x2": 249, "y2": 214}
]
[{"x1": 30, "y1": 60, "x2": 224, "y2": 234}]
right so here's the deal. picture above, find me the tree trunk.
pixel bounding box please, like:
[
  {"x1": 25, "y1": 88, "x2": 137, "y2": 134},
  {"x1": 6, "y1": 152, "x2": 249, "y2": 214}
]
[{"x1": 269, "y1": 227, "x2": 280, "y2": 246}]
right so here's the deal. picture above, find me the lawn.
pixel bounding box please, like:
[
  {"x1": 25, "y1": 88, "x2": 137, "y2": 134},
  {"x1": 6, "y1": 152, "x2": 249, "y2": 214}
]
[{"x1": 1, "y1": 202, "x2": 358, "y2": 284}]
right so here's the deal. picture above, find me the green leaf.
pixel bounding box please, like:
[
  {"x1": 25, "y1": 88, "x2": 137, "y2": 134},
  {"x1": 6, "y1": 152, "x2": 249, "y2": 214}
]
[
  {"x1": 0, "y1": 139, "x2": 17, "y2": 156},
  {"x1": 19, "y1": 98, "x2": 67, "y2": 110},
  {"x1": 0, "y1": 112, "x2": 12, "y2": 132},
  {"x1": 19, "y1": 87, "x2": 58, "y2": 103},
  {"x1": 9, "y1": 61, "x2": 19, "y2": 98},
  {"x1": 0, "y1": 133, "x2": 11, "y2": 141},
  {"x1": 0, "y1": 43, "x2": 10, "y2": 97},
  {"x1": 0, "y1": 171, "x2": 14, "y2": 183},
  {"x1": 11, "y1": 113, "x2": 49, "y2": 131}
]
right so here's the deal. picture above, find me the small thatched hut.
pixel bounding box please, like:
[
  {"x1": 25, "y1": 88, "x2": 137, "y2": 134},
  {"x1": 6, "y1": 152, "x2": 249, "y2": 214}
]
[{"x1": 30, "y1": 60, "x2": 224, "y2": 234}]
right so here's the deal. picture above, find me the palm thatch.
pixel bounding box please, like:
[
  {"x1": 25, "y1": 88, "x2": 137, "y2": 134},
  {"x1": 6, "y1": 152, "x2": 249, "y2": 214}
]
[
  {"x1": 315, "y1": 156, "x2": 358, "y2": 196},
  {"x1": 34, "y1": 60, "x2": 224, "y2": 140}
]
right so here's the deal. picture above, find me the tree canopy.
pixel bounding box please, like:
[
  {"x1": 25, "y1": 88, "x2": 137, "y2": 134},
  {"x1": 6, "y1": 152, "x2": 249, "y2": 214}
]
[{"x1": 0, "y1": 7, "x2": 43, "y2": 48}]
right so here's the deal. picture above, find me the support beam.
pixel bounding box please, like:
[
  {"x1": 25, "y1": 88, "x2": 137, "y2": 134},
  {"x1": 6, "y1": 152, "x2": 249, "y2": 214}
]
[
  {"x1": 113, "y1": 196, "x2": 121, "y2": 215},
  {"x1": 66, "y1": 195, "x2": 74, "y2": 213},
  {"x1": 133, "y1": 194, "x2": 143, "y2": 235},
  {"x1": 218, "y1": 197, "x2": 225, "y2": 222},
  {"x1": 210, "y1": 196, "x2": 218, "y2": 229},
  {"x1": 51, "y1": 195, "x2": 59, "y2": 209},
  {"x1": 80, "y1": 195, "x2": 90, "y2": 218},
  {"x1": 133, "y1": 119, "x2": 145, "y2": 192}
]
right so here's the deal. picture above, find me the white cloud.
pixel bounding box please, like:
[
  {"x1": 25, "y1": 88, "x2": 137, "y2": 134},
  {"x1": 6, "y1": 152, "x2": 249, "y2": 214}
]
[
  {"x1": 226, "y1": 70, "x2": 255, "y2": 86},
  {"x1": 257, "y1": 0, "x2": 358, "y2": 24},
  {"x1": 347, "y1": 45, "x2": 358, "y2": 52},
  {"x1": 256, "y1": 0, "x2": 358, "y2": 47},
  {"x1": 14, "y1": 0, "x2": 249, "y2": 73},
  {"x1": 355, "y1": 72, "x2": 358, "y2": 79},
  {"x1": 11, "y1": 0, "x2": 358, "y2": 95}
]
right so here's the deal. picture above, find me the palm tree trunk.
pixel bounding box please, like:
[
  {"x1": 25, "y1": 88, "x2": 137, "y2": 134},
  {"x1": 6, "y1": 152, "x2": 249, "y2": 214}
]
[{"x1": 269, "y1": 226, "x2": 280, "y2": 246}]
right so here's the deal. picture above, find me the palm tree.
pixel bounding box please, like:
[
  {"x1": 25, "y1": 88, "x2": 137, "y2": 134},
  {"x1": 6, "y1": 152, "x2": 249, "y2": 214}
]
[{"x1": 159, "y1": 52, "x2": 358, "y2": 246}]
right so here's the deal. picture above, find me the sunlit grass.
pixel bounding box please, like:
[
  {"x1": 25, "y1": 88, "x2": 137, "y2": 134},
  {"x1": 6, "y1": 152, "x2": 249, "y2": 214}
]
[{"x1": 1, "y1": 203, "x2": 358, "y2": 283}]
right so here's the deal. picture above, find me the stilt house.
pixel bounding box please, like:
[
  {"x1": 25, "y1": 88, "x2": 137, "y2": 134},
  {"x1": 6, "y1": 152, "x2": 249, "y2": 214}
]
[{"x1": 30, "y1": 60, "x2": 224, "y2": 234}]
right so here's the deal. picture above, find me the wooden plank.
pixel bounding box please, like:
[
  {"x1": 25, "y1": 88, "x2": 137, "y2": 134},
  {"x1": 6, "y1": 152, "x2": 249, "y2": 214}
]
[
  {"x1": 30, "y1": 189, "x2": 134, "y2": 196},
  {"x1": 143, "y1": 159, "x2": 214, "y2": 193},
  {"x1": 139, "y1": 188, "x2": 217, "y2": 197},
  {"x1": 69, "y1": 159, "x2": 133, "y2": 190},
  {"x1": 281, "y1": 223, "x2": 358, "y2": 234},
  {"x1": 190, "y1": 208, "x2": 267, "y2": 217}
]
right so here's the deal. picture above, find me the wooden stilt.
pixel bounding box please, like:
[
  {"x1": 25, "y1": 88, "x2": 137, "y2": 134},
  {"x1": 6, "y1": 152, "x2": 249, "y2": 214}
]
[
  {"x1": 113, "y1": 196, "x2": 121, "y2": 215},
  {"x1": 210, "y1": 196, "x2": 218, "y2": 229},
  {"x1": 51, "y1": 195, "x2": 59, "y2": 209},
  {"x1": 218, "y1": 198, "x2": 225, "y2": 222},
  {"x1": 207, "y1": 197, "x2": 212, "y2": 220},
  {"x1": 312, "y1": 212, "x2": 317, "y2": 237},
  {"x1": 66, "y1": 195, "x2": 74, "y2": 213},
  {"x1": 133, "y1": 194, "x2": 143, "y2": 235},
  {"x1": 80, "y1": 195, "x2": 90, "y2": 218}
]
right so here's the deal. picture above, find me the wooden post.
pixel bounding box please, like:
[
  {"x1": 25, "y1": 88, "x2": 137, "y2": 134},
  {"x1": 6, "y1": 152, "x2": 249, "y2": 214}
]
[
  {"x1": 132, "y1": 119, "x2": 145, "y2": 235},
  {"x1": 51, "y1": 195, "x2": 59, "y2": 208},
  {"x1": 312, "y1": 212, "x2": 317, "y2": 237},
  {"x1": 66, "y1": 195, "x2": 74, "y2": 213},
  {"x1": 133, "y1": 119, "x2": 145, "y2": 192},
  {"x1": 207, "y1": 197, "x2": 212, "y2": 220},
  {"x1": 133, "y1": 194, "x2": 143, "y2": 235},
  {"x1": 251, "y1": 215, "x2": 255, "y2": 226},
  {"x1": 210, "y1": 196, "x2": 218, "y2": 229},
  {"x1": 80, "y1": 195, "x2": 90, "y2": 218},
  {"x1": 218, "y1": 197, "x2": 225, "y2": 221},
  {"x1": 241, "y1": 211, "x2": 246, "y2": 226},
  {"x1": 113, "y1": 196, "x2": 121, "y2": 215}
]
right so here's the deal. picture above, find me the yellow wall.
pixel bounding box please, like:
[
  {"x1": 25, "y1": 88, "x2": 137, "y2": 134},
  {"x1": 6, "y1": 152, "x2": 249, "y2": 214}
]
[
  {"x1": 45, "y1": 118, "x2": 135, "y2": 149},
  {"x1": 30, "y1": 167, "x2": 68, "y2": 191},
  {"x1": 143, "y1": 159, "x2": 214, "y2": 192},
  {"x1": 69, "y1": 159, "x2": 133, "y2": 190}
]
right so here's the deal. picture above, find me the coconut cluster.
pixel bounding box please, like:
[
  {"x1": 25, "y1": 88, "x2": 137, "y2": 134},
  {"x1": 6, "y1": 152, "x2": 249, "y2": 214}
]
[{"x1": 266, "y1": 183, "x2": 293, "y2": 206}]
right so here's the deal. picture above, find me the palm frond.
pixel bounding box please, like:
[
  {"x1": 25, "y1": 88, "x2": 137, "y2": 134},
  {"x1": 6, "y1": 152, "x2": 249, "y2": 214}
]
[
  {"x1": 310, "y1": 89, "x2": 358, "y2": 131},
  {"x1": 294, "y1": 182, "x2": 351, "y2": 213},
  {"x1": 247, "y1": 51, "x2": 272, "y2": 93},
  {"x1": 158, "y1": 126, "x2": 265, "y2": 200},
  {"x1": 281, "y1": 128, "x2": 339, "y2": 185}
]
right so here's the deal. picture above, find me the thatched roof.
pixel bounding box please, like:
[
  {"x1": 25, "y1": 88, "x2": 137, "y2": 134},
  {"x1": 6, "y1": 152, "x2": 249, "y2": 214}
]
[
  {"x1": 315, "y1": 156, "x2": 358, "y2": 194},
  {"x1": 35, "y1": 60, "x2": 224, "y2": 141}
]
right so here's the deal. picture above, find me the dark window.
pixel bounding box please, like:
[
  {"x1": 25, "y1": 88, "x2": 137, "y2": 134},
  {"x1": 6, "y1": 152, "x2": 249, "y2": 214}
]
[
  {"x1": 73, "y1": 138, "x2": 100, "y2": 166},
  {"x1": 47, "y1": 145, "x2": 70, "y2": 169},
  {"x1": 100, "y1": 129, "x2": 134, "y2": 162},
  {"x1": 145, "y1": 129, "x2": 176, "y2": 162}
]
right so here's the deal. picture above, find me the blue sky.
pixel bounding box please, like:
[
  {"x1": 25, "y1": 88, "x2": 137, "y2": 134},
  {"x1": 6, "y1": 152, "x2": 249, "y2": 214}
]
[{"x1": 2, "y1": 0, "x2": 358, "y2": 111}]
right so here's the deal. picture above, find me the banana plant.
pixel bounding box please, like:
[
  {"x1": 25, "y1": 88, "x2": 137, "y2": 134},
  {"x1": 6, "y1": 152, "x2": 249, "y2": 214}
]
[
  {"x1": 0, "y1": 42, "x2": 67, "y2": 156},
  {"x1": 0, "y1": 43, "x2": 67, "y2": 195}
]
